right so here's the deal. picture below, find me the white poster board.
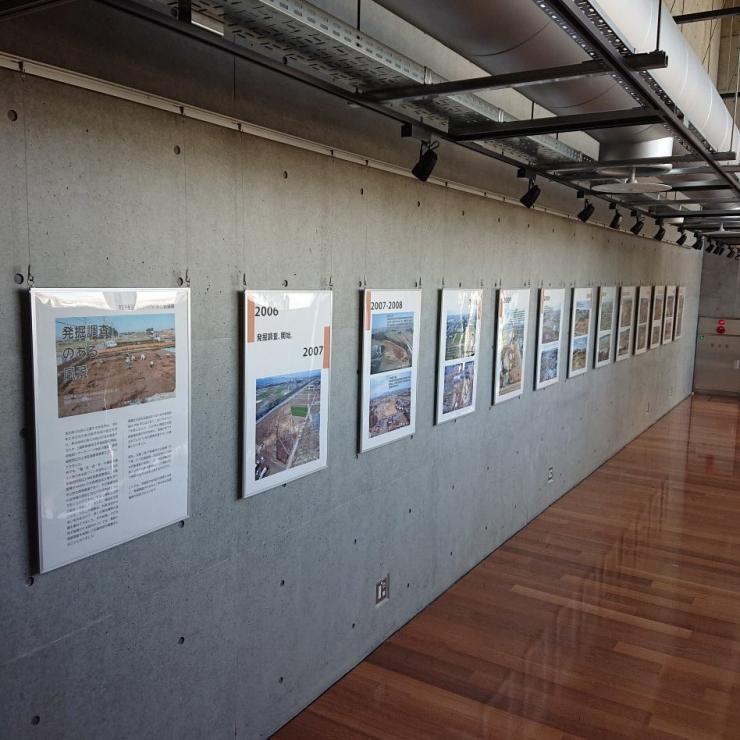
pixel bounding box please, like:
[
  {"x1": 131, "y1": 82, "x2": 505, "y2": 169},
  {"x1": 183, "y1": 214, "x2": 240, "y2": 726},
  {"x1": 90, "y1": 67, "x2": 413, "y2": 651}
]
[
  {"x1": 674, "y1": 286, "x2": 686, "y2": 340},
  {"x1": 634, "y1": 286, "x2": 651, "y2": 355},
  {"x1": 244, "y1": 290, "x2": 332, "y2": 497},
  {"x1": 436, "y1": 289, "x2": 482, "y2": 423},
  {"x1": 535, "y1": 287, "x2": 565, "y2": 390},
  {"x1": 663, "y1": 285, "x2": 677, "y2": 344},
  {"x1": 568, "y1": 287, "x2": 593, "y2": 378},
  {"x1": 361, "y1": 289, "x2": 421, "y2": 451},
  {"x1": 31, "y1": 288, "x2": 190, "y2": 573},
  {"x1": 616, "y1": 286, "x2": 636, "y2": 362},
  {"x1": 650, "y1": 285, "x2": 665, "y2": 349},
  {"x1": 594, "y1": 286, "x2": 616, "y2": 368},
  {"x1": 494, "y1": 288, "x2": 530, "y2": 403}
]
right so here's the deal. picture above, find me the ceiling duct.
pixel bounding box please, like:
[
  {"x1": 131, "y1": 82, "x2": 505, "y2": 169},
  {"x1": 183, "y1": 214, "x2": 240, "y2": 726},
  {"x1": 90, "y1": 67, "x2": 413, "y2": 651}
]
[{"x1": 374, "y1": 0, "x2": 740, "y2": 178}]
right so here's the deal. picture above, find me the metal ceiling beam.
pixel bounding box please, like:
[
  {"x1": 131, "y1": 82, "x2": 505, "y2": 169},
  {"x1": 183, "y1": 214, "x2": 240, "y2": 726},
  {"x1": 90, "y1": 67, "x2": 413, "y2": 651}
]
[
  {"x1": 0, "y1": 0, "x2": 77, "y2": 20},
  {"x1": 543, "y1": 0, "x2": 740, "y2": 199},
  {"x1": 362, "y1": 51, "x2": 668, "y2": 103},
  {"x1": 450, "y1": 108, "x2": 663, "y2": 142},
  {"x1": 546, "y1": 151, "x2": 737, "y2": 173},
  {"x1": 656, "y1": 209, "x2": 740, "y2": 218},
  {"x1": 673, "y1": 6, "x2": 740, "y2": 24}
]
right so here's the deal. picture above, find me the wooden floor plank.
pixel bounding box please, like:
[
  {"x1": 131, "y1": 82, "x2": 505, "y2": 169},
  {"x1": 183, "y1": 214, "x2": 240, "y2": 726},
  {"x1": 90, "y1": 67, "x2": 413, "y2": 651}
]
[{"x1": 275, "y1": 396, "x2": 740, "y2": 739}]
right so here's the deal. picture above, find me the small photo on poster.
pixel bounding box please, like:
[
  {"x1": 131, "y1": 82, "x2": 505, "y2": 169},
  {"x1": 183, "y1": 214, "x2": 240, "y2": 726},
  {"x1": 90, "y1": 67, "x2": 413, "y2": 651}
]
[
  {"x1": 571, "y1": 335, "x2": 588, "y2": 372},
  {"x1": 369, "y1": 371, "x2": 412, "y2": 437},
  {"x1": 620, "y1": 297, "x2": 633, "y2": 328},
  {"x1": 443, "y1": 360, "x2": 475, "y2": 414},
  {"x1": 445, "y1": 308, "x2": 478, "y2": 360},
  {"x1": 597, "y1": 333, "x2": 611, "y2": 364},
  {"x1": 574, "y1": 299, "x2": 591, "y2": 337},
  {"x1": 617, "y1": 328, "x2": 631, "y2": 356},
  {"x1": 56, "y1": 313, "x2": 176, "y2": 418},
  {"x1": 371, "y1": 311, "x2": 414, "y2": 374},
  {"x1": 637, "y1": 324, "x2": 647, "y2": 350},
  {"x1": 638, "y1": 295, "x2": 649, "y2": 325},
  {"x1": 651, "y1": 323, "x2": 661, "y2": 347},
  {"x1": 254, "y1": 369, "x2": 322, "y2": 481},
  {"x1": 538, "y1": 347, "x2": 559, "y2": 385},
  {"x1": 599, "y1": 293, "x2": 614, "y2": 332}
]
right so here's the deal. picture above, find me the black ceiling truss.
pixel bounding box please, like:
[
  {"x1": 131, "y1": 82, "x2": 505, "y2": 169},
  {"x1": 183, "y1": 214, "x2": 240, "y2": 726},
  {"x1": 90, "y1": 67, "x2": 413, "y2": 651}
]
[
  {"x1": 673, "y1": 6, "x2": 740, "y2": 24},
  {"x1": 82, "y1": 0, "x2": 740, "y2": 239}
]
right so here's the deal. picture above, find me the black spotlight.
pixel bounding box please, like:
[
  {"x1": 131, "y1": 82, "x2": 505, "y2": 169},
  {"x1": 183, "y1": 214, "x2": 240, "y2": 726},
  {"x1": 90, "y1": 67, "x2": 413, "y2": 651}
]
[
  {"x1": 705, "y1": 239, "x2": 715, "y2": 253},
  {"x1": 727, "y1": 247, "x2": 737, "y2": 259},
  {"x1": 653, "y1": 221, "x2": 666, "y2": 241},
  {"x1": 411, "y1": 141, "x2": 439, "y2": 182},
  {"x1": 692, "y1": 234, "x2": 704, "y2": 250},
  {"x1": 676, "y1": 229, "x2": 688, "y2": 246},
  {"x1": 714, "y1": 243, "x2": 725, "y2": 256},
  {"x1": 520, "y1": 179, "x2": 541, "y2": 209},
  {"x1": 609, "y1": 209, "x2": 623, "y2": 229},
  {"x1": 630, "y1": 212, "x2": 645, "y2": 235},
  {"x1": 577, "y1": 199, "x2": 595, "y2": 223}
]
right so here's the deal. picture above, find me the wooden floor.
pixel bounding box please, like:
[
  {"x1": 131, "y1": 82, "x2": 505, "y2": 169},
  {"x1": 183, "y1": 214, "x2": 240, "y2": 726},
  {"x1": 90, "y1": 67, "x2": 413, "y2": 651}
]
[{"x1": 276, "y1": 395, "x2": 740, "y2": 740}]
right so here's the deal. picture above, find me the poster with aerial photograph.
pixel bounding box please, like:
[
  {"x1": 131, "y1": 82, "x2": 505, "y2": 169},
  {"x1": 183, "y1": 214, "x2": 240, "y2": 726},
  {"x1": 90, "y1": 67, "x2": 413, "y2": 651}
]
[
  {"x1": 31, "y1": 288, "x2": 191, "y2": 573},
  {"x1": 568, "y1": 287, "x2": 593, "y2": 378},
  {"x1": 674, "y1": 286, "x2": 686, "y2": 340},
  {"x1": 436, "y1": 289, "x2": 482, "y2": 423},
  {"x1": 243, "y1": 290, "x2": 332, "y2": 497},
  {"x1": 494, "y1": 288, "x2": 530, "y2": 403},
  {"x1": 650, "y1": 285, "x2": 665, "y2": 349},
  {"x1": 634, "y1": 285, "x2": 652, "y2": 355},
  {"x1": 535, "y1": 288, "x2": 564, "y2": 391},
  {"x1": 594, "y1": 286, "x2": 616, "y2": 368},
  {"x1": 361, "y1": 289, "x2": 421, "y2": 451},
  {"x1": 662, "y1": 285, "x2": 676, "y2": 344},
  {"x1": 615, "y1": 286, "x2": 636, "y2": 362}
]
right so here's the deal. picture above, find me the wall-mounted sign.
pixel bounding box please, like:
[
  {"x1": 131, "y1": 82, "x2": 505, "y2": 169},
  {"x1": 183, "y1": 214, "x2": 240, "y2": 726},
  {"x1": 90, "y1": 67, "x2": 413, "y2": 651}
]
[
  {"x1": 616, "y1": 286, "x2": 636, "y2": 362},
  {"x1": 494, "y1": 288, "x2": 530, "y2": 402},
  {"x1": 31, "y1": 288, "x2": 191, "y2": 573},
  {"x1": 674, "y1": 286, "x2": 686, "y2": 340},
  {"x1": 634, "y1": 286, "x2": 651, "y2": 355},
  {"x1": 568, "y1": 287, "x2": 593, "y2": 378},
  {"x1": 650, "y1": 285, "x2": 665, "y2": 349},
  {"x1": 436, "y1": 289, "x2": 482, "y2": 423},
  {"x1": 243, "y1": 290, "x2": 332, "y2": 497},
  {"x1": 535, "y1": 288, "x2": 565, "y2": 391},
  {"x1": 594, "y1": 286, "x2": 616, "y2": 368},
  {"x1": 360, "y1": 289, "x2": 421, "y2": 451},
  {"x1": 663, "y1": 285, "x2": 677, "y2": 344}
]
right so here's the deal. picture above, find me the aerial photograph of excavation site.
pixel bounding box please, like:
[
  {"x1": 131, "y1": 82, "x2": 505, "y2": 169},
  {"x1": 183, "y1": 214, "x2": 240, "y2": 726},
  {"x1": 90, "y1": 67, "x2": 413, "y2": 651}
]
[
  {"x1": 444, "y1": 307, "x2": 478, "y2": 361},
  {"x1": 371, "y1": 311, "x2": 414, "y2": 374},
  {"x1": 573, "y1": 299, "x2": 592, "y2": 337},
  {"x1": 55, "y1": 313, "x2": 176, "y2": 418},
  {"x1": 443, "y1": 360, "x2": 475, "y2": 413},
  {"x1": 369, "y1": 371, "x2": 411, "y2": 437},
  {"x1": 255, "y1": 369, "x2": 321, "y2": 481},
  {"x1": 571, "y1": 335, "x2": 588, "y2": 371}
]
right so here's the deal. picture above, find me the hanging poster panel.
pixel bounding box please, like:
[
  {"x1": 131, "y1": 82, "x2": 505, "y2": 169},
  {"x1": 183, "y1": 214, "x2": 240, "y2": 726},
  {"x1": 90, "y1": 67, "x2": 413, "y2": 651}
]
[
  {"x1": 535, "y1": 287, "x2": 565, "y2": 390},
  {"x1": 568, "y1": 287, "x2": 593, "y2": 378},
  {"x1": 361, "y1": 289, "x2": 421, "y2": 452},
  {"x1": 674, "y1": 286, "x2": 686, "y2": 340},
  {"x1": 616, "y1": 286, "x2": 636, "y2": 361},
  {"x1": 494, "y1": 288, "x2": 530, "y2": 403},
  {"x1": 31, "y1": 288, "x2": 190, "y2": 573},
  {"x1": 436, "y1": 289, "x2": 482, "y2": 423},
  {"x1": 634, "y1": 285, "x2": 652, "y2": 355},
  {"x1": 244, "y1": 290, "x2": 332, "y2": 497},
  {"x1": 663, "y1": 285, "x2": 677, "y2": 344},
  {"x1": 594, "y1": 286, "x2": 616, "y2": 368},
  {"x1": 650, "y1": 285, "x2": 665, "y2": 349}
]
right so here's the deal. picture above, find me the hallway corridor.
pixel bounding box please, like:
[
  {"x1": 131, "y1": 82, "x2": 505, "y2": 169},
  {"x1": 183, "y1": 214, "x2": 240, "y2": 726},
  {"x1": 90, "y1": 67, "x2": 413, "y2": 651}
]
[{"x1": 277, "y1": 396, "x2": 740, "y2": 739}]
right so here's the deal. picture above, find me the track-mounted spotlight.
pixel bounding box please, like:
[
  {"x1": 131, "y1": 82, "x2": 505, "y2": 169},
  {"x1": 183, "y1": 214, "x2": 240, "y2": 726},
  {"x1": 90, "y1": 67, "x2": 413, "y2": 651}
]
[
  {"x1": 676, "y1": 229, "x2": 688, "y2": 246},
  {"x1": 705, "y1": 239, "x2": 715, "y2": 253},
  {"x1": 714, "y1": 243, "x2": 726, "y2": 256},
  {"x1": 630, "y1": 212, "x2": 645, "y2": 235},
  {"x1": 411, "y1": 141, "x2": 439, "y2": 182},
  {"x1": 577, "y1": 200, "x2": 595, "y2": 223},
  {"x1": 519, "y1": 179, "x2": 541, "y2": 209},
  {"x1": 653, "y1": 221, "x2": 666, "y2": 241},
  {"x1": 609, "y1": 209, "x2": 623, "y2": 229},
  {"x1": 692, "y1": 234, "x2": 704, "y2": 250},
  {"x1": 727, "y1": 247, "x2": 737, "y2": 259}
]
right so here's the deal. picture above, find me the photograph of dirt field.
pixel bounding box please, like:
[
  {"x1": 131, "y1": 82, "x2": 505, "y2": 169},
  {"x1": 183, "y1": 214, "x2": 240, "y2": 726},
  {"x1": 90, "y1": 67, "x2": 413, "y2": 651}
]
[
  {"x1": 653, "y1": 295, "x2": 664, "y2": 322},
  {"x1": 665, "y1": 295, "x2": 675, "y2": 318},
  {"x1": 571, "y1": 335, "x2": 588, "y2": 371},
  {"x1": 651, "y1": 324, "x2": 661, "y2": 346},
  {"x1": 369, "y1": 371, "x2": 411, "y2": 438},
  {"x1": 541, "y1": 304, "x2": 562, "y2": 344},
  {"x1": 597, "y1": 333, "x2": 611, "y2": 363},
  {"x1": 254, "y1": 369, "x2": 321, "y2": 480},
  {"x1": 55, "y1": 313, "x2": 176, "y2": 418},
  {"x1": 637, "y1": 324, "x2": 647, "y2": 349},
  {"x1": 574, "y1": 300, "x2": 591, "y2": 337},
  {"x1": 443, "y1": 360, "x2": 474, "y2": 413},
  {"x1": 638, "y1": 297, "x2": 650, "y2": 324},
  {"x1": 620, "y1": 298, "x2": 633, "y2": 328},
  {"x1": 618, "y1": 328, "x2": 631, "y2": 355},
  {"x1": 444, "y1": 308, "x2": 478, "y2": 361},
  {"x1": 371, "y1": 312, "x2": 414, "y2": 374},
  {"x1": 498, "y1": 307, "x2": 526, "y2": 396},
  {"x1": 599, "y1": 296, "x2": 614, "y2": 332}
]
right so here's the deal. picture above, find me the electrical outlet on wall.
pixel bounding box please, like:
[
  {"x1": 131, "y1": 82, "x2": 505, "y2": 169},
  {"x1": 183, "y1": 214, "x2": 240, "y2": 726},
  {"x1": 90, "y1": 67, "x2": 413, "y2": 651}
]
[
  {"x1": 646, "y1": 402, "x2": 650, "y2": 415},
  {"x1": 547, "y1": 466, "x2": 554, "y2": 483},
  {"x1": 375, "y1": 574, "x2": 389, "y2": 605}
]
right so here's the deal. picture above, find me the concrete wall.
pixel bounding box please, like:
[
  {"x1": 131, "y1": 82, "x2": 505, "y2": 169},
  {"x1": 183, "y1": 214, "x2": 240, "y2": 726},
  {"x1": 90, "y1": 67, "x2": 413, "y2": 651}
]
[
  {"x1": 700, "y1": 252, "x2": 740, "y2": 316},
  {"x1": 0, "y1": 64, "x2": 703, "y2": 738}
]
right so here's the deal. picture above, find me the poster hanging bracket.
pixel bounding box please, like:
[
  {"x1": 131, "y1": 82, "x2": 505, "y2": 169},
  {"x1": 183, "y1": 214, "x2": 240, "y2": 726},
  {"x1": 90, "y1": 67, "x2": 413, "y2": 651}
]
[
  {"x1": 242, "y1": 272, "x2": 247, "y2": 288},
  {"x1": 328, "y1": 274, "x2": 334, "y2": 289},
  {"x1": 441, "y1": 276, "x2": 445, "y2": 287},
  {"x1": 185, "y1": 268, "x2": 191, "y2": 288},
  {"x1": 26, "y1": 264, "x2": 34, "y2": 289}
]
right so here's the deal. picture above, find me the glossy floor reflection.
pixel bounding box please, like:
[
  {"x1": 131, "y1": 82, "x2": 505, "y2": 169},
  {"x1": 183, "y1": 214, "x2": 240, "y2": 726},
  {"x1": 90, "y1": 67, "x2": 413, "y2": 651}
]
[{"x1": 276, "y1": 396, "x2": 740, "y2": 739}]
